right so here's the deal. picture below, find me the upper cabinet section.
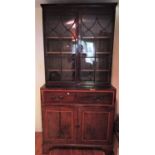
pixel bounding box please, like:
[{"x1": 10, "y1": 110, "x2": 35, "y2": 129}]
[{"x1": 41, "y1": 4, "x2": 117, "y2": 88}]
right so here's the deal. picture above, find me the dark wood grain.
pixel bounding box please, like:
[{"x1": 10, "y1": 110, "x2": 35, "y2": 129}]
[
  {"x1": 41, "y1": 88, "x2": 115, "y2": 155},
  {"x1": 40, "y1": 3, "x2": 117, "y2": 155},
  {"x1": 43, "y1": 106, "x2": 76, "y2": 144}
]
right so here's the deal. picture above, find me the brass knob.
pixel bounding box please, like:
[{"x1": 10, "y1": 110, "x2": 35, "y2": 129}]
[{"x1": 67, "y1": 92, "x2": 70, "y2": 95}]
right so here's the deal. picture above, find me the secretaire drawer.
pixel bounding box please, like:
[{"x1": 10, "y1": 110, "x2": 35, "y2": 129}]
[
  {"x1": 42, "y1": 92, "x2": 75, "y2": 103},
  {"x1": 77, "y1": 92, "x2": 114, "y2": 105}
]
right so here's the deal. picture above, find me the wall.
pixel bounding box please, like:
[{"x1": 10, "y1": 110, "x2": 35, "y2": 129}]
[
  {"x1": 35, "y1": 2, "x2": 119, "y2": 132},
  {"x1": 35, "y1": 6, "x2": 45, "y2": 131},
  {"x1": 111, "y1": 6, "x2": 119, "y2": 155},
  {"x1": 111, "y1": 5, "x2": 119, "y2": 115}
]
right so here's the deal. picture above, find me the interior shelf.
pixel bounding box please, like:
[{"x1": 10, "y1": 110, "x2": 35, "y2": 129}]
[
  {"x1": 96, "y1": 52, "x2": 111, "y2": 54},
  {"x1": 46, "y1": 36, "x2": 111, "y2": 40},
  {"x1": 46, "y1": 52, "x2": 75, "y2": 54},
  {"x1": 48, "y1": 69, "x2": 75, "y2": 72},
  {"x1": 81, "y1": 69, "x2": 110, "y2": 72},
  {"x1": 81, "y1": 36, "x2": 111, "y2": 40},
  {"x1": 46, "y1": 37, "x2": 75, "y2": 40},
  {"x1": 46, "y1": 52, "x2": 61, "y2": 54},
  {"x1": 46, "y1": 52, "x2": 111, "y2": 55}
]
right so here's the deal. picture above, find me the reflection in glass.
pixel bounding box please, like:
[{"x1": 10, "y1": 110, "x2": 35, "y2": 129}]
[
  {"x1": 62, "y1": 40, "x2": 72, "y2": 52},
  {"x1": 81, "y1": 58, "x2": 95, "y2": 70},
  {"x1": 81, "y1": 41, "x2": 95, "y2": 56},
  {"x1": 80, "y1": 40, "x2": 95, "y2": 64},
  {"x1": 62, "y1": 55, "x2": 75, "y2": 69},
  {"x1": 47, "y1": 39, "x2": 76, "y2": 53},
  {"x1": 65, "y1": 19, "x2": 76, "y2": 29},
  {"x1": 46, "y1": 15, "x2": 77, "y2": 37},
  {"x1": 71, "y1": 43, "x2": 76, "y2": 54},
  {"x1": 62, "y1": 40, "x2": 76, "y2": 54},
  {"x1": 64, "y1": 17, "x2": 77, "y2": 40}
]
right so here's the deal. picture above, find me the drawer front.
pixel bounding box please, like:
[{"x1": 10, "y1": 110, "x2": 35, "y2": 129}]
[
  {"x1": 77, "y1": 92, "x2": 113, "y2": 105},
  {"x1": 42, "y1": 92, "x2": 75, "y2": 103}
]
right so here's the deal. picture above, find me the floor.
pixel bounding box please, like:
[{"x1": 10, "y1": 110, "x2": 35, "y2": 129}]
[
  {"x1": 35, "y1": 132, "x2": 106, "y2": 155},
  {"x1": 35, "y1": 132, "x2": 42, "y2": 155}
]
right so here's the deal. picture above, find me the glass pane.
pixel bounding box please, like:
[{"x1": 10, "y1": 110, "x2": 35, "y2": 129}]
[
  {"x1": 79, "y1": 40, "x2": 95, "y2": 57},
  {"x1": 96, "y1": 55, "x2": 110, "y2": 70},
  {"x1": 45, "y1": 15, "x2": 60, "y2": 37},
  {"x1": 46, "y1": 55, "x2": 61, "y2": 69},
  {"x1": 47, "y1": 39, "x2": 62, "y2": 52},
  {"x1": 81, "y1": 14, "x2": 113, "y2": 37},
  {"x1": 95, "y1": 39, "x2": 111, "y2": 52},
  {"x1": 62, "y1": 55, "x2": 75, "y2": 69},
  {"x1": 81, "y1": 58, "x2": 95, "y2": 70},
  {"x1": 48, "y1": 71, "x2": 61, "y2": 81},
  {"x1": 62, "y1": 16, "x2": 77, "y2": 38},
  {"x1": 62, "y1": 71, "x2": 75, "y2": 81},
  {"x1": 62, "y1": 40, "x2": 76, "y2": 53},
  {"x1": 80, "y1": 71, "x2": 94, "y2": 81},
  {"x1": 45, "y1": 14, "x2": 77, "y2": 38},
  {"x1": 95, "y1": 72, "x2": 109, "y2": 82}
]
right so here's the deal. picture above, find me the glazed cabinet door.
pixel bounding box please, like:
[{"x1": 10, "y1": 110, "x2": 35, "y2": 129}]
[
  {"x1": 43, "y1": 106, "x2": 77, "y2": 144},
  {"x1": 78, "y1": 106, "x2": 114, "y2": 145},
  {"x1": 42, "y1": 4, "x2": 116, "y2": 87}
]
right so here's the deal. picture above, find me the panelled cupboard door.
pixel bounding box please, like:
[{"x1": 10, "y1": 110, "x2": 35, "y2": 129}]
[
  {"x1": 78, "y1": 107, "x2": 114, "y2": 145},
  {"x1": 43, "y1": 106, "x2": 77, "y2": 144}
]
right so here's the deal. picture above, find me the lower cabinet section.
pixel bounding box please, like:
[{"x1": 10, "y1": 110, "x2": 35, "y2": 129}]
[
  {"x1": 41, "y1": 87, "x2": 116, "y2": 155},
  {"x1": 79, "y1": 107, "x2": 114, "y2": 145}
]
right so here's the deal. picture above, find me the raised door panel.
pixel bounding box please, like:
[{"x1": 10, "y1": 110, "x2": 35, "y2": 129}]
[
  {"x1": 79, "y1": 107, "x2": 114, "y2": 145},
  {"x1": 43, "y1": 106, "x2": 76, "y2": 144}
]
